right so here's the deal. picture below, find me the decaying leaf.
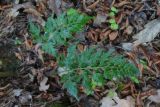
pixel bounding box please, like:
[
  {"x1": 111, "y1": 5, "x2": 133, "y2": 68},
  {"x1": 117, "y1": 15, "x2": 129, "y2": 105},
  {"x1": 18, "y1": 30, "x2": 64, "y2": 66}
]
[
  {"x1": 100, "y1": 92, "x2": 135, "y2": 107},
  {"x1": 148, "y1": 89, "x2": 160, "y2": 103},
  {"x1": 39, "y1": 76, "x2": 50, "y2": 92},
  {"x1": 93, "y1": 13, "x2": 107, "y2": 26},
  {"x1": 133, "y1": 19, "x2": 160, "y2": 46}
]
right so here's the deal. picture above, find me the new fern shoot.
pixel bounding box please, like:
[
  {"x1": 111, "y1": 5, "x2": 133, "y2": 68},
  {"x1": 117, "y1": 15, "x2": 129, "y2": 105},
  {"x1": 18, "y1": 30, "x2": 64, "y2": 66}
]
[{"x1": 29, "y1": 8, "x2": 91, "y2": 57}]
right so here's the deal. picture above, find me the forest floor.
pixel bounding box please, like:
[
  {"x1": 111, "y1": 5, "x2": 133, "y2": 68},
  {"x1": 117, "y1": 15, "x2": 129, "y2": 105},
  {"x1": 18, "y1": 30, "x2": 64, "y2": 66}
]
[{"x1": 0, "y1": 0, "x2": 160, "y2": 107}]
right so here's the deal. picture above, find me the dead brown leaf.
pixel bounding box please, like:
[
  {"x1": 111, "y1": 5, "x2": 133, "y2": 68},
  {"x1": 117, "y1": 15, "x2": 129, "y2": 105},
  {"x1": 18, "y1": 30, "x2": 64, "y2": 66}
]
[
  {"x1": 100, "y1": 29, "x2": 111, "y2": 40},
  {"x1": 109, "y1": 31, "x2": 118, "y2": 41}
]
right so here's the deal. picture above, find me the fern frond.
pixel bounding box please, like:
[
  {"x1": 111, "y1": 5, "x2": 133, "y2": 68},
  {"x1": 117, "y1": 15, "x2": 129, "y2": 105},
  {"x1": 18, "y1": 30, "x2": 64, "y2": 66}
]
[
  {"x1": 60, "y1": 46, "x2": 139, "y2": 98},
  {"x1": 29, "y1": 9, "x2": 91, "y2": 56}
]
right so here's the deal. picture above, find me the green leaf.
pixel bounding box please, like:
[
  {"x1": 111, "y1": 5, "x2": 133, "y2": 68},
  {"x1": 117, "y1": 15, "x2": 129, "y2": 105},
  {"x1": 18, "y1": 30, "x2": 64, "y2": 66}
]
[
  {"x1": 42, "y1": 43, "x2": 57, "y2": 56},
  {"x1": 131, "y1": 76, "x2": 139, "y2": 84},
  {"x1": 45, "y1": 16, "x2": 57, "y2": 33},
  {"x1": 82, "y1": 71, "x2": 93, "y2": 95},
  {"x1": 111, "y1": 6, "x2": 118, "y2": 13},
  {"x1": 67, "y1": 8, "x2": 77, "y2": 16},
  {"x1": 29, "y1": 22, "x2": 40, "y2": 38},
  {"x1": 109, "y1": 12, "x2": 115, "y2": 17},
  {"x1": 110, "y1": 23, "x2": 119, "y2": 30},
  {"x1": 109, "y1": 19, "x2": 116, "y2": 24},
  {"x1": 92, "y1": 73, "x2": 104, "y2": 87},
  {"x1": 63, "y1": 81, "x2": 78, "y2": 100}
]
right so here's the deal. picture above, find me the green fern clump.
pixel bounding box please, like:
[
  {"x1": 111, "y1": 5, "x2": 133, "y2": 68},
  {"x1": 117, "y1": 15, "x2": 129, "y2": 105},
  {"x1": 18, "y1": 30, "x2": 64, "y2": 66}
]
[
  {"x1": 28, "y1": 8, "x2": 139, "y2": 100},
  {"x1": 29, "y1": 8, "x2": 91, "y2": 56},
  {"x1": 58, "y1": 46, "x2": 139, "y2": 99}
]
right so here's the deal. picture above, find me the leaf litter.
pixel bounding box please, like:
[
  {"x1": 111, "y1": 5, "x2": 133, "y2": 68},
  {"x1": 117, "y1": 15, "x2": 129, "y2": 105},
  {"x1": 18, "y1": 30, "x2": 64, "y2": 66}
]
[{"x1": 0, "y1": 0, "x2": 160, "y2": 107}]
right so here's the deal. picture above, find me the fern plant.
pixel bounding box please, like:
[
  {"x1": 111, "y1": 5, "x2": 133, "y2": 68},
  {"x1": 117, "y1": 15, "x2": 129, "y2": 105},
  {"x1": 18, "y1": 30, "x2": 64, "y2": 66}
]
[
  {"x1": 29, "y1": 8, "x2": 139, "y2": 100},
  {"x1": 29, "y1": 8, "x2": 91, "y2": 56},
  {"x1": 58, "y1": 46, "x2": 139, "y2": 99}
]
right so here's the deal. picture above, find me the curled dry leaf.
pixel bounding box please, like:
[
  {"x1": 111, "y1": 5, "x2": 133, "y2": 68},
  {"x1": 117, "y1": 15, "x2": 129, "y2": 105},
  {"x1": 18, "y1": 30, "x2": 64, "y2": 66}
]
[
  {"x1": 133, "y1": 19, "x2": 160, "y2": 46},
  {"x1": 39, "y1": 76, "x2": 50, "y2": 92}
]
